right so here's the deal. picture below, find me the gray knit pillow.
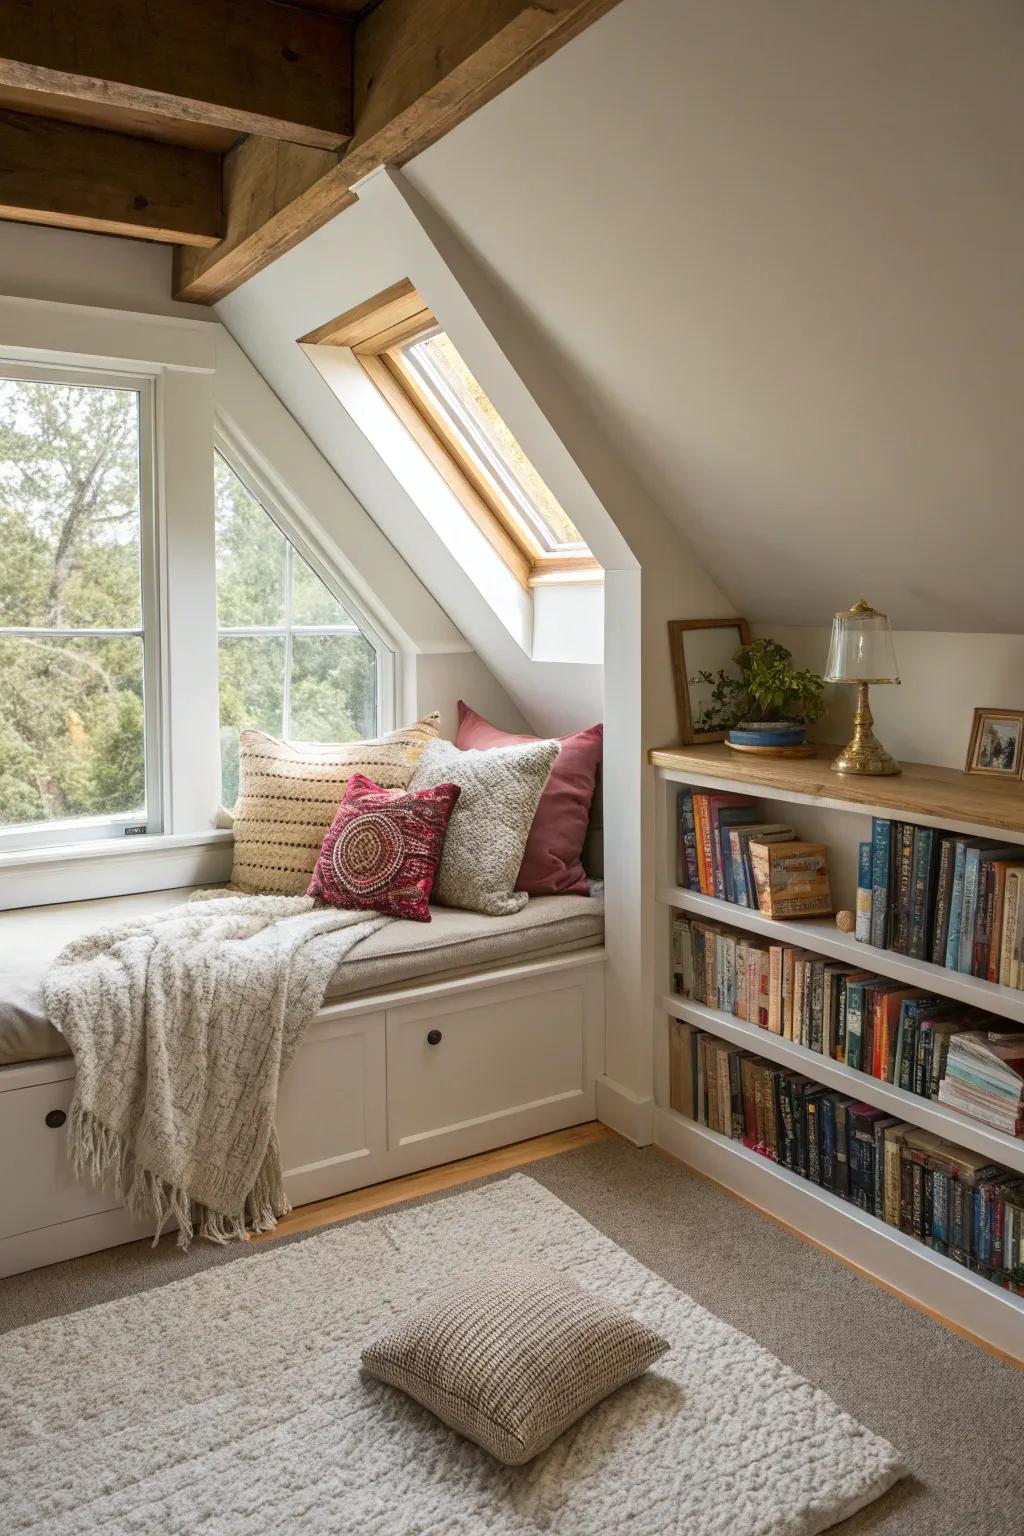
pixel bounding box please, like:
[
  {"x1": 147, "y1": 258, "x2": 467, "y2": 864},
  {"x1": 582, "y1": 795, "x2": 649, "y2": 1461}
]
[
  {"x1": 361, "y1": 1265, "x2": 669, "y2": 1465},
  {"x1": 408, "y1": 737, "x2": 559, "y2": 915}
]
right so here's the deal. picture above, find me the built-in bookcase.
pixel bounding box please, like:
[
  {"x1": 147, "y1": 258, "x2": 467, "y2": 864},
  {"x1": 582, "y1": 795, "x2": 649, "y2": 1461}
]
[{"x1": 650, "y1": 743, "x2": 1024, "y2": 1364}]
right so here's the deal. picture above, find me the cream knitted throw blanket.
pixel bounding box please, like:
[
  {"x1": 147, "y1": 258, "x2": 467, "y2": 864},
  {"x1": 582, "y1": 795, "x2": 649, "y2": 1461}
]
[{"x1": 43, "y1": 895, "x2": 390, "y2": 1248}]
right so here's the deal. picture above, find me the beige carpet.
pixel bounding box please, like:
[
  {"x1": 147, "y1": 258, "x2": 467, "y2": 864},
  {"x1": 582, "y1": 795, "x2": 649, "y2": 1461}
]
[{"x1": 2, "y1": 1138, "x2": 1022, "y2": 1534}]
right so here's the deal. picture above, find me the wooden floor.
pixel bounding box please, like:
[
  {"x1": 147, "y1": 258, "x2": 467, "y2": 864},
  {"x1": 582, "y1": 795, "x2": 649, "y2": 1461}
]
[{"x1": 255, "y1": 1122, "x2": 613, "y2": 1243}]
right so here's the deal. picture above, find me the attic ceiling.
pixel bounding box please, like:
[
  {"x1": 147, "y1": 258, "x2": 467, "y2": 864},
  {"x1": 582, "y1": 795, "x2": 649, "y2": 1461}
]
[
  {"x1": 0, "y1": 0, "x2": 622, "y2": 302},
  {"x1": 402, "y1": 0, "x2": 1024, "y2": 635}
]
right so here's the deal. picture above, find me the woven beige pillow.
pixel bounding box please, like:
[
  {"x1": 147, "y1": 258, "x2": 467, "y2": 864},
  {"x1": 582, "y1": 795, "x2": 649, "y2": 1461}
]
[
  {"x1": 229, "y1": 713, "x2": 440, "y2": 895},
  {"x1": 361, "y1": 1264, "x2": 669, "y2": 1465}
]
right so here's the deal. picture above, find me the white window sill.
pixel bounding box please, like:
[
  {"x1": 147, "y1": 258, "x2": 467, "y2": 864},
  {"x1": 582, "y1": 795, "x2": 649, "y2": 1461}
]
[
  {"x1": 0, "y1": 828, "x2": 233, "y2": 872},
  {"x1": 1, "y1": 830, "x2": 235, "y2": 913}
]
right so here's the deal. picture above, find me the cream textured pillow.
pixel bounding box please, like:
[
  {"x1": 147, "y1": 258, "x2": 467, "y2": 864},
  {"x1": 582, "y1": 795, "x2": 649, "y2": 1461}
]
[
  {"x1": 230, "y1": 714, "x2": 440, "y2": 895},
  {"x1": 407, "y1": 736, "x2": 559, "y2": 916},
  {"x1": 361, "y1": 1265, "x2": 669, "y2": 1465}
]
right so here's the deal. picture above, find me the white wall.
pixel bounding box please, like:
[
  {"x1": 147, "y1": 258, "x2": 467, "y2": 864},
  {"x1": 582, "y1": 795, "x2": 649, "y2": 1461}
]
[
  {"x1": 0, "y1": 221, "x2": 217, "y2": 322},
  {"x1": 404, "y1": 0, "x2": 1024, "y2": 635},
  {"x1": 760, "y1": 625, "x2": 1024, "y2": 771}
]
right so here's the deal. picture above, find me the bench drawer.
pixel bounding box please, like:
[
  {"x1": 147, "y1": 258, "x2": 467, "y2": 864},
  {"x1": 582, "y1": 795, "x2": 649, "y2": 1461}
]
[
  {"x1": 0, "y1": 1075, "x2": 122, "y2": 1240},
  {"x1": 386, "y1": 966, "x2": 602, "y2": 1160}
]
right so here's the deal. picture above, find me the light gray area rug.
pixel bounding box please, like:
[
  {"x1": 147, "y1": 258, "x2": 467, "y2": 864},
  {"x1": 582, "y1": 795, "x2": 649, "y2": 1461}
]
[{"x1": 3, "y1": 1176, "x2": 903, "y2": 1536}]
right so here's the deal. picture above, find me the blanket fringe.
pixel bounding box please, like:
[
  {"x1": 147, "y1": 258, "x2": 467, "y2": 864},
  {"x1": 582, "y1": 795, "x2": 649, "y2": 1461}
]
[{"x1": 68, "y1": 1102, "x2": 290, "y2": 1251}]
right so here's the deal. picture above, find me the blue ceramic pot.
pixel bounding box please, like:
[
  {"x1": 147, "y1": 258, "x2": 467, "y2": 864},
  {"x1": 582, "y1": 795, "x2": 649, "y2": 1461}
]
[{"x1": 727, "y1": 721, "x2": 806, "y2": 748}]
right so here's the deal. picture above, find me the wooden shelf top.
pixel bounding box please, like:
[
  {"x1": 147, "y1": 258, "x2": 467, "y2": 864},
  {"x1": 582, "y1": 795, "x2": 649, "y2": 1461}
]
[{"x1": 649, "y1": 742, "x2": 1024, "y2": 838}]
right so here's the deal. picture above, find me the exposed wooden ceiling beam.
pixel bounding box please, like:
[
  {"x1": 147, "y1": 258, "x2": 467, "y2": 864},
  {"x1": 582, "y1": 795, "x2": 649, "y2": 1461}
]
[
  {"x1": 0, "y1": 109, "x2": 222, "y2": 246},
  {"x1": 0, "y1": 0, "x2": 353, "y2": 151},
  {"x1": 173, "y1": 0, "x2": 623, "y2": 304}
]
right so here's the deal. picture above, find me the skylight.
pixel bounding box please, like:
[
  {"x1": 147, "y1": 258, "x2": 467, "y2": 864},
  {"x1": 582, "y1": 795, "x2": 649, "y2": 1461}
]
[{"x1": 398, "y1": 328, "x2": 587, "y2": 558}]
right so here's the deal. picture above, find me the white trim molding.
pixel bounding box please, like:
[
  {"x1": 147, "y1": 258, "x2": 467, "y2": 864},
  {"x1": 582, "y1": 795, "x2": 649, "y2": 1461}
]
[
  {"x1": 0, "y1": 831, "x2": 234, "y2": 912},
  {"x1": 595, "y1": 1075, "x2": 655, "y2": 1146}
]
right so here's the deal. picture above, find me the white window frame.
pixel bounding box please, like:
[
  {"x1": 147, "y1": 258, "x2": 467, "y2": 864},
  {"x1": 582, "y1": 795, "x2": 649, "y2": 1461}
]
[
  {"x1": 0, "y1": 358, "x2": 164, "y2": 853},
  {"x1": 213, "y1": 430, "x2": 395, "y2": 751}
]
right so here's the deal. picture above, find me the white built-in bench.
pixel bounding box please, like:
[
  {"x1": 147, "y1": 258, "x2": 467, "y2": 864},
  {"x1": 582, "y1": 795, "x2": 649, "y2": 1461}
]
[{"x1": 0, "y1": 888, "x2": 606, "y2": 1277}]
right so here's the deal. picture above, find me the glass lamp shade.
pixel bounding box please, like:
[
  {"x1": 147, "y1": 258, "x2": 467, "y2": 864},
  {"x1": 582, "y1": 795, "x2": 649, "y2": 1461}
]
[{"x1": 824, "y1": 599, "x2": 900, "y2": 685}]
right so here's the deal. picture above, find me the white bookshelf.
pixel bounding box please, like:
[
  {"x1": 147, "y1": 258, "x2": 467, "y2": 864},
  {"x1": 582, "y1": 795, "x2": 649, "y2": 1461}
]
[{"x1": 650, "y1": 744, "x2": 1024, "y2": 1363}]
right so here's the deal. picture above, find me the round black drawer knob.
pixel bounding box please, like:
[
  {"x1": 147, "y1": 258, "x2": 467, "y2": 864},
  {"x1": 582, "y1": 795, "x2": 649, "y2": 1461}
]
[
  {"x1": 45, "y1": 1109, "x2": 67, "y2": 1129},
  {"x1": 426, "y1": 1029, "x2": 443, "y2": 1046}
]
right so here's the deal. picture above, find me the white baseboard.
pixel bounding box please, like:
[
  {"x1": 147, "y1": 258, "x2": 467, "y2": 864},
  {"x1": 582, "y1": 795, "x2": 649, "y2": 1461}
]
[{"x1": 596, "y1": 1076, "x2": 654, "y2": 1146}]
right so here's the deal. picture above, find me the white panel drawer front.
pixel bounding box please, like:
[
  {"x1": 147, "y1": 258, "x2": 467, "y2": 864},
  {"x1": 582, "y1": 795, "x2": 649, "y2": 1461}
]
[
  {"x1": 388, "y1": 977, "x2": 588, "y2": 1148},
  {"x1": 0, "y1": 1077, "x2": 122, "y2": 1240},
  {"x1": 278, "y1": 1011, "x2": 386, "y2": 1188}
]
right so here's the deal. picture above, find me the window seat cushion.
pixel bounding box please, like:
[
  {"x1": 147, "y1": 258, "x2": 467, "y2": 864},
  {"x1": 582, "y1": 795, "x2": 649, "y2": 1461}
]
[{"x1": 0, "y1": 886, "x2": 604, "y2": 1068}]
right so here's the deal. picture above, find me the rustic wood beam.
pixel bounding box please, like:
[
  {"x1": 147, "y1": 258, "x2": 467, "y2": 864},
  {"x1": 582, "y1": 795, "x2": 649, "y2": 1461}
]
[
  {"x1": 0, "y1": 110, "x2": 222, "y2": 246},
  {"x1": 173, "y1": 0, "x2": 623, "y2": 303},
  {"x1": 0, "y1": 0, "x2": 353, "y2": 151}
]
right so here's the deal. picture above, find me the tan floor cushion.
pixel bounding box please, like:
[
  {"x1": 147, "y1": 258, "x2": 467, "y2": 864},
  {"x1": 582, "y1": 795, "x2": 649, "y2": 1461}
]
[{"x1": 0, "y1": 886, "x2": 604, "y2": 1067}]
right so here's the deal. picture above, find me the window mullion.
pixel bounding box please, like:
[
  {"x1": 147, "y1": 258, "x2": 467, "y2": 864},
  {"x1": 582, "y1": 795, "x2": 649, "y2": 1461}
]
[{"x1": 282, "y1": 542, "x2": 294, "y2": 738}]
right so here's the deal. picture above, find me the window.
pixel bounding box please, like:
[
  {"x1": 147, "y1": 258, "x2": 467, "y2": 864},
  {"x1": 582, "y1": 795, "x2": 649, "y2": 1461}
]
[
  {"x1": 301, "y1": 281, "x2": 601, "y2": 587},
  {"x1": 0, "y1": 364, "x2": 159, "y2": 849},
  {"x1": 214, "y1": 452, "x2": 381, "y2": 806}
]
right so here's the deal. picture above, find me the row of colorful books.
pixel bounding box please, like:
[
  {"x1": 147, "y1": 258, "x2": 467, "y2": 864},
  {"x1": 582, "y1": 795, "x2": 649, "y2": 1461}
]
[
  {"x1": 676, "y1": 789, "x2": 832, "y2": 918},
  {"x1": 669, "y1": 1019, "x2": 1024, "y2": 1293},
  {"x1": 671, "y1": 913, "x2": 1024, "y2": 1135},
  {"x1": 858, "y1": 817, "x2": 1024, "y2": 989}
]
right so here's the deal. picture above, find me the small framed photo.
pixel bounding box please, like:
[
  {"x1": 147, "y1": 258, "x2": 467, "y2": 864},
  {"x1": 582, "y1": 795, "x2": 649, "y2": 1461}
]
[
  {"x1": 965, "y1": 708, "x2": 1024, "y2": 778},
  {"x1": 668, "y1": 617, "x2": 751, "y2": 744}
]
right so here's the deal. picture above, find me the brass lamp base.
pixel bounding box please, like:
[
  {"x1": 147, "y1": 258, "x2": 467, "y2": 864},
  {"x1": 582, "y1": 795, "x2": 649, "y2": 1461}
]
[{"x1": 831, "y1": 682, "x2": 902, "y2": 776}]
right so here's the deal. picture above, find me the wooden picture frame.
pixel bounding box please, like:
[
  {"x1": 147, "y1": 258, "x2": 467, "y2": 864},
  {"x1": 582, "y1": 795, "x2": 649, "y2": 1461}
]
[
  {"x1": 964, "y1": 707, "x2": 1024, "y2": 778},
  {"x1": 668, "y1": 617, "x2": 751, "y2": 745}
]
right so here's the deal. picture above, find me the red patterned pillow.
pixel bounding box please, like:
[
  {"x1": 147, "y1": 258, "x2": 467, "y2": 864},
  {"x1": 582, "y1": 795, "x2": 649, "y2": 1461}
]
[{"x1": 308, "y1": 774, "x2": 460, "y2": 922}]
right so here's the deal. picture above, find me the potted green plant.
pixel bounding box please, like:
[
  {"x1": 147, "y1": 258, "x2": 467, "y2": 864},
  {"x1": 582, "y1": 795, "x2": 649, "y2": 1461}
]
[{"x1": 691, "y1": 639, "x2": 825, "y2": 751}]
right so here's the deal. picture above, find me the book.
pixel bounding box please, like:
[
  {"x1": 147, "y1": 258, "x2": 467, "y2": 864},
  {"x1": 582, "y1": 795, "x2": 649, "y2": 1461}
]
[
  {"x1": 855, "y1": 842, "x2": 872, "y2": 944},
  {"x1": 833, "y1": 1096, "x2": 853, "y2": 1199},
  {"x1": 930, "y1": 836, "x2": 958, "y2": 965},
  {"x1": 908, "y1": 825, "x2": 937, "y2": 960},
  {"x1": 1001, "y1": 869, "x2": 1024, "y2": 989},
  {"x1": 750, "y1": 841, "x2": 832, "y2": 919},
  {"x1": 782, "y1": 947, "x2": 797, "y2": 1040},
  {"x1": 715, "y1": 805, "x2": 763, "y2": 903},
  {"x1": 987, "y1": 860, "x2": 1024, "y2": 983},
  {"x1": 669, "y1": 1019, "x2": 697, "y2": 1118},
  {"x1": 873, "y1": 986, "x2": 920, "y2": 1083},
  {"x1": 847, "y1": 1104, "x2": 888, "y2": 1212},
  {"x1": 869, "y1": 818, "x2": 891, "y2": 948},
  {"x1": 677, "y1": 789, "x2": 700, "y2": 890},
  {"x1": 938, "y1": 1031, "x2": 1024, "y2": 1136},
  {"x1": 959, "y1": 845, "x2": 1021, "y2": 974},
  {"x1": 767, "y1": 945, "x2": 784, "y2": 1034},
  {"x1": 843, "y1": 973, "x2": 874, "y2": 1073},
  {"x1": 891, "y1": 822, "x2": 916, "y2": 955},
  {"x1": 693, "y1": 793, "x2": 758, "y2": 900},
  {"x1": 944, "y1": 839, "x2": 972, "y2": 970},
  {"x1": 882, "y1": 1122, "x2": 911, "y2": 1226}
]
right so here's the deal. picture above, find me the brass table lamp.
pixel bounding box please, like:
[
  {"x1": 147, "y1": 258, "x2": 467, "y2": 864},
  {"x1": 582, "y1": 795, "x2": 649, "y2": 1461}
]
[{"x1": 824, "y1": 599, "x2": 901, "y2": 776}]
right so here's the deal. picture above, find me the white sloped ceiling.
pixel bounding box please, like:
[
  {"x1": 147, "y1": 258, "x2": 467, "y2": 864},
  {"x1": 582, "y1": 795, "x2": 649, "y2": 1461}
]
[{"x1": 403, "y1": 0, "x2": 1024, "y2": 633}]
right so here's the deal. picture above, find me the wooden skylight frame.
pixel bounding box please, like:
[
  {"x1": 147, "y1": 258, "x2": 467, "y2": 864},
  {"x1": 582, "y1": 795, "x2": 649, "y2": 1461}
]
[{"x1": 301, "y1": 280, "x2": 602, "y2": 589}]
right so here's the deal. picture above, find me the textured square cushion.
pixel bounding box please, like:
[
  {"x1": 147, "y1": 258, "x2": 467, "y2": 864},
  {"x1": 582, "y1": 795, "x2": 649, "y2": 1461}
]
[
  {"x1": 361, "y1": 1264, "x2": 669, "y2": 1465},
  {"x1": 230, "y1": 714, "x2": 440, "y2": 895},
  {"x1": 408, "y1": 736, "x2": 559, "y2": 916},
  {"x1": 456, "y1": 702, "x2": 602, "y2": 896},
  {"x1": 307, "y1": 774, "x2": 460, "y2": 922}
]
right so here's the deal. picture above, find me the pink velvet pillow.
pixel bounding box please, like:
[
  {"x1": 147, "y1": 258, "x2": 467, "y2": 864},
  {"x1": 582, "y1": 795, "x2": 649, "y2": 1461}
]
[
  {"x1": 308, "y1": 774, "x2": 460, "y2": 922},
  {"x1": 455, "y1": 701, "x2": 602, "y2": 896}
]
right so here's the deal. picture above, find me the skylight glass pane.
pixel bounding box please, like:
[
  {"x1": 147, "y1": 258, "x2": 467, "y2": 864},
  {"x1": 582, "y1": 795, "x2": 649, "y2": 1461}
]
[{"x1": 401, "y1": 330, "x2": 588, "y2": 555}]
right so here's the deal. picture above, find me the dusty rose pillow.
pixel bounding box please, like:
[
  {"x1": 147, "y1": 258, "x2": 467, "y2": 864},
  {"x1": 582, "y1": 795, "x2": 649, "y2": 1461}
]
[
  {"x1": 455, "y1": 702, "x2": 602, "y2": 896},
  {"x1": 307, "y1": 774, "x2": 460, "y2": 922}
]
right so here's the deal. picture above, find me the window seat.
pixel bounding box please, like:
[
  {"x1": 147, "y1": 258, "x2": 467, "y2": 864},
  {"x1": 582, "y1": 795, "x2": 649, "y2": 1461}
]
[{"x1": 0, "y1": 886, "x2": 605, "y2": 1068}]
